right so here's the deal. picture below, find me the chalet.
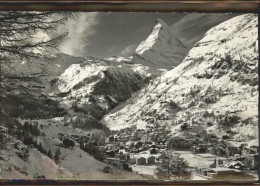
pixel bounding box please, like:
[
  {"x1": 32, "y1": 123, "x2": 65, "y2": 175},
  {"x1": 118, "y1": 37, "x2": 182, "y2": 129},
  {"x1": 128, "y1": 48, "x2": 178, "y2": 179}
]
[
  {"x1": 134, "y1": 141, "x2": 143, "y2": 149},
  {"x1": 205, "y1": 167, "x2": 247, "y2": 179},
  {"x1": 119, "y1": 149, "x2": 127, "y2": 154},
  {"x1": 228, "y1": 161, "x2": 245, "y2": 170},
  {"x1": 150, "y1": 148, "x2": 157, "y2": 154},
  {"x1": 224, "y1": 146, "x2": 241, "y2": 156},
  {"x1": 125, "y1": 141, "x2": 134, "y2": 149},
  {"x1": 105, "y1": 138, "x2": 110, "y2": 143},
  {"x1": 207, "y1": 147, "x2": 217, "y2": 154},
  {"x1": 147, "y1": 156, "x2": 156, "y2": 164},
  {"x1": 106, "y1": 150, "x2": 115, "y2": 157},
  {"x1": 241, "y1": 145, "x2": 258, "y2": 157},
  {"x1": 141, "y1": 135, "x2": 152, "y2": 143},
  {"x1": 243, "y1": 154, "x2": 258, "y2": 170},
  {"x1": 193, "y1": 145, "x2": 206, "y2": 153},
  {"x1": 119, "y1": 135, "x2": 130, "y2": 142},
  {"x1": 136, "y1": 157, "x2": 146, "y2": 165},
  {"x1": 106, "y1": 157, "x2": 121, "y2": 166},
  {"x1": 116, "y1": 153, "x2": 128, "y2": 161},
  {"x1": 106, "y1": 144, "x2": 114, "y2": 149},
  {"x1": 119, "y1": 142, "x2": 126, "y2": 146}
]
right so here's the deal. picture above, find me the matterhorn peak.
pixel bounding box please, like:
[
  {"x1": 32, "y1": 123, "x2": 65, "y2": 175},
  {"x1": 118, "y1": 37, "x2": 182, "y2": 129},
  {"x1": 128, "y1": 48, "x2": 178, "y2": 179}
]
[
  {"x1": 135, "y1": 18, "x2": 172, "y2": 55},
  {"x1": 133, "y1": 18, "x2": 188, "y2": 72},
  {"x1": 155, "y1": 18, "x2": 169, "y2": 29}
]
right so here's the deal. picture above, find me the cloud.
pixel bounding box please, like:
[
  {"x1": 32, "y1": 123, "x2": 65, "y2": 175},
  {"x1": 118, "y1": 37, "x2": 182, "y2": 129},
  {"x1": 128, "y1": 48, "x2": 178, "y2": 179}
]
[
  {"x1": 120, "y1": 44, "x2": 137, "y2": 56},
  {"x1": 60, "y1": 12, "x2": 99, "y2": 56}
]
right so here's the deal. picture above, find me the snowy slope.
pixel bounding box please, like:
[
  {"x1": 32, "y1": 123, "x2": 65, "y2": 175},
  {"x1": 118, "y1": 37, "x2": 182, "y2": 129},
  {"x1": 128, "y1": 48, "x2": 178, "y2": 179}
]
[
  {"x1": 102, "y1": 14, "x2": 258, "y2": 143},
  {"x1": 104, "y1": 56, "x2": 133, "y2": 63},
  {"x1": 0, "y1": 118, "x2": 147, "y2": 180},
  {"x1": 0, "y1": 134, "x2": 73, "y2": 179},
  {"x1": 49, "y1": 58, "x2": 150, "y2": 126},
  {"x1": 133, "y1": 19, "x2": 188, "y2": 72}
]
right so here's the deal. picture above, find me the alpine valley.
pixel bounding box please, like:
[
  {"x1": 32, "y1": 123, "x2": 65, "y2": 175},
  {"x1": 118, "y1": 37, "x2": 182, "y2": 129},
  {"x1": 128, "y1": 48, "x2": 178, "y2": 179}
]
[{"x1": 0, "y1": 13, "x2": 258, "y2": 181}]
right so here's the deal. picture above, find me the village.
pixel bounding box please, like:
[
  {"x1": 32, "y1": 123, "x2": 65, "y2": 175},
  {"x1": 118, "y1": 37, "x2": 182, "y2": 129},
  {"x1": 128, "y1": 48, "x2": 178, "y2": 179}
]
[
  {"x1": 0, "y1": 114, "x2": 258, "y2": 181},
  {"x1": 57, "y1": 121, "x2": 259, "y2": 180}
]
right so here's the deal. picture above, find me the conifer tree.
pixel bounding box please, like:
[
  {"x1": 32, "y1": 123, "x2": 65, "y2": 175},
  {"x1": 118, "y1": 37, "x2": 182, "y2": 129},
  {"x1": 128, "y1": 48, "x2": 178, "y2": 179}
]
[
  {"x1": 47, "y1": 150, "x2": 52, "y2": 158},
  {"x1": 155, "y1": 152, "x2": 190, "y2": 180}
]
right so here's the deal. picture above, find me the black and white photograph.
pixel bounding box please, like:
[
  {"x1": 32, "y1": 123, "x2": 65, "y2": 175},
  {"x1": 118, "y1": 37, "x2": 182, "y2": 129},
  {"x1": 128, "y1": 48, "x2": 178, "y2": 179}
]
[{"x1": 0, "y1": 11, "x2": 258, "y2": 181}]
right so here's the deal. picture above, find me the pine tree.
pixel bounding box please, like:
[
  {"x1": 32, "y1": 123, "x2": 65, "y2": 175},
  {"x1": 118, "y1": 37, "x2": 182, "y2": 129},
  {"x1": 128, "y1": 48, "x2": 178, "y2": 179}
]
[
  {"x1": 155, "y1": 152, "x2": 191, "y2": 180},
  {"x1": 38, "y1": 143, "x2": 44, "y2": 153},
  {"x1": 55, "y1": 148, "x2": 61, "y2": 157},
  {"x1": 47, "y1": 150, "x2": 52, "y2": 158}
]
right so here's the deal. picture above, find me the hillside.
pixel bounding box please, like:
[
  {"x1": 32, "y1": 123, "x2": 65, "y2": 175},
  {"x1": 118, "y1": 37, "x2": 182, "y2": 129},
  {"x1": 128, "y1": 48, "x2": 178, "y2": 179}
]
[
  {"x1": 0, "y1": 118, "x2": 147, "y2": 180},
  {"x1": 102, "y1": 14, "x2": 258, "y2": 143}
]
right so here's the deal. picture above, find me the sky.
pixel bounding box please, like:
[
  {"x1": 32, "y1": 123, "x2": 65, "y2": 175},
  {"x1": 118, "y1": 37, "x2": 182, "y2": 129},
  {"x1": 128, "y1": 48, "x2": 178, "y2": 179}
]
[{"x1": 59, "y1": 12, "x2": 239, "y2": 58}]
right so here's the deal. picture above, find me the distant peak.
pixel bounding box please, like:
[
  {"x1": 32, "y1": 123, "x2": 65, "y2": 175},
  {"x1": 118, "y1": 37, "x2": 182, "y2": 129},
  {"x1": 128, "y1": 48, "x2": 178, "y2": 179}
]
[
  {"x1": 155, "y1": 18, "x2": 168, "y2": 28},
  {"x1": 135, "y1": 18, "x2": 171, "y2": 55}
]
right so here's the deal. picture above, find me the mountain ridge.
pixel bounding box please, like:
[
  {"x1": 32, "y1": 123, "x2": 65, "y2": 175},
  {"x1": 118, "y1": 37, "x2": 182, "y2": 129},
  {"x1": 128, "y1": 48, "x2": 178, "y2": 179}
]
[{"x1": 102, "y1": 14, "x2": 258, "y2": 144}]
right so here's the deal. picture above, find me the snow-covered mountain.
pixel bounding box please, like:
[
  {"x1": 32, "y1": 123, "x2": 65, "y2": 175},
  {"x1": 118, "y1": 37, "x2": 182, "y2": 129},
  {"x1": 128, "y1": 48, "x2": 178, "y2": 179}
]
[
  {"x1": 102, "y1": 14, "x2": 258, "y2": 143},
  {"x1": 1, "y1": 14, "x2": 258, "y2": 179},
  {"x1": 9, "y1": 18, "x2": 190, "y2": 123},
  {"x1": 48, "y1": 22, "x2": 190, "y2": 124},
  {"x1": 49, "y1": 57, "x2": 150, "y2": 127},
  {"x1": 0, "y1": 54, "x2": 89, "y2": 119},
  {"x1": 132, "y1": 19, "x2": 188, "y2": 74}
]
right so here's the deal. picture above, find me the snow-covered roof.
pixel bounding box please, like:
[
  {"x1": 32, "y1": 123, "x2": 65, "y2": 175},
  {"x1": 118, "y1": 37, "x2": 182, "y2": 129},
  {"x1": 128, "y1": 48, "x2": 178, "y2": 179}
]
[{"x1": 248, "y1": 139, "x2": 258, "y2": 147}]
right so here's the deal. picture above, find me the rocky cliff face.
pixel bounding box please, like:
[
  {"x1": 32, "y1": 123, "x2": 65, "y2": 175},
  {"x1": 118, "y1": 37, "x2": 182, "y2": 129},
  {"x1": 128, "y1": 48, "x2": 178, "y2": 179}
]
[
  {"x1": 102, "y1": 14, "x2": 258, "y2": 143},
  {"x1": 50, "y1": 58, "x2": 150, "y2": 127}
]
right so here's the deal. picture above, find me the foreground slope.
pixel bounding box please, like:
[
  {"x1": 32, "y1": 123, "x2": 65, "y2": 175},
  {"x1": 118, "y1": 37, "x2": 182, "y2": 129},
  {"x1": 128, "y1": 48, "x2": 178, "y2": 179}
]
[{"x1": 103, "y1": 14, "x2": 258, "y2": 142}]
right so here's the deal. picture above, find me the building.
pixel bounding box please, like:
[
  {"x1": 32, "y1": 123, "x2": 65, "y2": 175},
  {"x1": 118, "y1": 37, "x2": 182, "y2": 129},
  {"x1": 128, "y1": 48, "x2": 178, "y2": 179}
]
[
  {"x1": 147, "y1": 156, "x2": 156, "y2": 164},
  {"x1": 141, "y1": 135, "x2": 152, "y2": 143},
  {"x1": 136, "y1": 157, "x2": 146, "y2": 165},
  {"x1": 205, "y1": 167, "x2": 247, "y2": 179},
  {"x1": 243, "y1": 154, "x2": 258, "y2": 170}
]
